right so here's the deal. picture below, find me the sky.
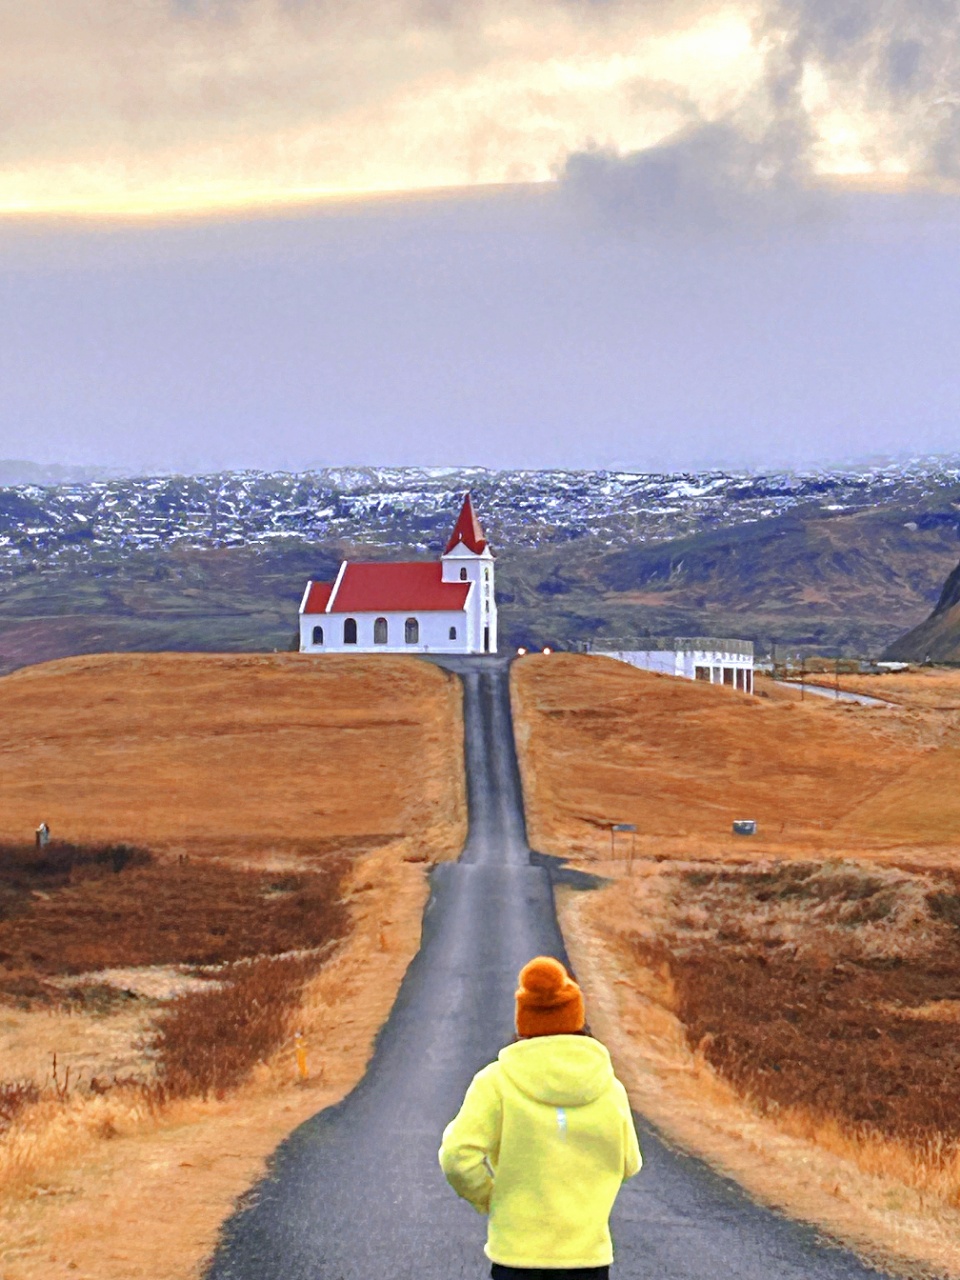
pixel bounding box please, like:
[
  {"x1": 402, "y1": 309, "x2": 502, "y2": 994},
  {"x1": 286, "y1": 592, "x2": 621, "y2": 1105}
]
[{"x1": 2, "y1": 0, "x2": 960, "y2": 474}]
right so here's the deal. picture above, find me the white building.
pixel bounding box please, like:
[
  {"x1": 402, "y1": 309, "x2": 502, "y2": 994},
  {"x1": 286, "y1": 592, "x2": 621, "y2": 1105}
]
[
  {"x1": 299, "y1": 494, "x2": 498, "y2": 656},
  {"x1": 588, "y1": 637, "x2": 755, "y2": 694}
]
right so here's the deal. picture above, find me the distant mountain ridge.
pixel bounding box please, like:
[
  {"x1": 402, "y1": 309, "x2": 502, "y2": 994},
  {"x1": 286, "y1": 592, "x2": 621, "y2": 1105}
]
[
  {"x1": 884, "y1": 557, "x2": 960, "y2": 661},
  {"x1": 2, "y1": 458, "x2": 959, "y2": 564},
  {"x1": 1, "y1": 458, "x2": 959, "y2": 673}
]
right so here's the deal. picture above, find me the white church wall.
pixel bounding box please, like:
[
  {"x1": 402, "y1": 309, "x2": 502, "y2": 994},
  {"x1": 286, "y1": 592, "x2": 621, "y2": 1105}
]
[
  {"x1": 300, "y1": 609, "x2": 475, "y2": 654},
  {"x1": 480, "y1": 572, "x2": 497, "y2": 653},
  {"x1": 441, "y1": 546, "x2": 497, "y2": 654}
]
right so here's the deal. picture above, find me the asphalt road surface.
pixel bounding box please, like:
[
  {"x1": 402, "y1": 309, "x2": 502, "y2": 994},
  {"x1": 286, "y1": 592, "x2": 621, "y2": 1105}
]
[{"x1": 206, "y1": 657, "x2": 891, "y2": 1280}]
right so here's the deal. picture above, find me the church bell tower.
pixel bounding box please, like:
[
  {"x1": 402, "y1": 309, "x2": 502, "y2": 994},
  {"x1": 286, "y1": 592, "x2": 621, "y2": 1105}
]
[{"x1": 440, "y1": 493, "x2": 497, "y2": 654}]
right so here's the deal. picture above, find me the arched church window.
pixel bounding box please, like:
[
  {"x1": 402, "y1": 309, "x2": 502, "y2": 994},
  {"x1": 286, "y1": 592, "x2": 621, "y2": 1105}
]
[
  {"x1": 344, "y1": 618, "x2": 358, "y2": 645},
  {"x1": 484, "y1": 567, "x2": 490, "y2": 581},
  {"x1": 449, "y1": 626, "x2": 457, "y2": 640},
  {"x1": 312, "y1": 625, "x2": 324, "y2": 646},
  {"x1": 374, "y1": 617, "x2": 388, "y2": 645},
  {"x1": 405, "y1": 617, "x2": 419, "y2": 645},
  {"x1": 459, "y1": 568, "x2": 468, "y2": 580}
]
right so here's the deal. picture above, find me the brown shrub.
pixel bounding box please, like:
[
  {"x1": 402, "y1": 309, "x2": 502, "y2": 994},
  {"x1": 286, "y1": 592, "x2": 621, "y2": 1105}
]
[
  {"x1": 0, "y1": 839, "x2": 354, "y2": 1105},
  {"x1": 928, "y1": 890, "x2": 960, "y2": 929},
  {"x1": 667, "y1": 946, "x2": 960, "y2": 1146},
  {"x1": 632, "y1": 860, "x2": 960, "y2": 1155},
  {"x1": 148, "y1": 953, "x2": 324, "y2": 1100},
  {"x1": 0, "y1": 841, "x2": 349, "y2": 998},
  {"x1": 0, "y1": 841, "x2": 150, "y2": 921},
  {"x1": 0, "y1": 1080, "x2": 42, "y2": 1131}
]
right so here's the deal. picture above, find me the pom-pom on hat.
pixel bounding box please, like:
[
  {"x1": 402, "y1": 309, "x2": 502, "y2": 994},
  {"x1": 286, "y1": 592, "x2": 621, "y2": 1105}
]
[{"x1": 515, "y1": 956, "x2": 585, "y2": 1037}]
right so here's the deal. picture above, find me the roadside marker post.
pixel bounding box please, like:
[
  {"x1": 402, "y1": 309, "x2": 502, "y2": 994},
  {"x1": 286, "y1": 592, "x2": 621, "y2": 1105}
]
[{"x1": 294, "y1": 1031, "x2": 309, "y2": 1082}]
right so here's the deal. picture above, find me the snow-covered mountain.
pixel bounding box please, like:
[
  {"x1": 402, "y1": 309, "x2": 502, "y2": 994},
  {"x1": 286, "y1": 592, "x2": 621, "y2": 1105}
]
[
  {"x1": 2, "y1": 459, "x2": 959, "y2": 572},
  {"x1": 0, "y1": 458, "x2": 958, "y2": 673}
]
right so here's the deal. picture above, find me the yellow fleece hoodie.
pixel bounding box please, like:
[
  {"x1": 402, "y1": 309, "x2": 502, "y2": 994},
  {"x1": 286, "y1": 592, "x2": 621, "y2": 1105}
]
[{"x1": 439, "y1": 1035, "x2": 641, "y2": 1269}]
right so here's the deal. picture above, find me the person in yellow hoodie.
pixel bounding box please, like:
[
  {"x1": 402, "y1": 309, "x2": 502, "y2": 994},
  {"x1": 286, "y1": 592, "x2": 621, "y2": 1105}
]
[{"x1": 439, "y1": 956, "x2": 642, "y2": 1279}]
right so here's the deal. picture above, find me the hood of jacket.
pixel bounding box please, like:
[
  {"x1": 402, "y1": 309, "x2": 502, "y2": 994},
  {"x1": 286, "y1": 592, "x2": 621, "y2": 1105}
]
[{"x1": 497, "y1": 1035, "x2": 614, "y2": 1108}]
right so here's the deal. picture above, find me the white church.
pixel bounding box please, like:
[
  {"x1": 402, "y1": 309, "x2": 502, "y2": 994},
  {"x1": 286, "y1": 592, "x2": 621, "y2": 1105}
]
[{"x1": 298, "y1": 494, "x2": 498, "y2": 656}]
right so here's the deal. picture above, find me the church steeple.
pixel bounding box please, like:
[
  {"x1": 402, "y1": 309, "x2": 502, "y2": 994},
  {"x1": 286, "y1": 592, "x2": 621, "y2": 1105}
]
[
  {"x1": 439, "y1": 492, "x2": 497, "y2": 653},
  {"x1": 444, "y1": 492, "x2": 488, "y2": 555}
]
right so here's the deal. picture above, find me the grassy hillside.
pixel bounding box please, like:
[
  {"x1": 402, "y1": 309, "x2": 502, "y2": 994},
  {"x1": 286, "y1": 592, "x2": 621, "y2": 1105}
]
[
  {"x1": 510, "y1": 652, "x2": 956, "y2": 857},
  {"x1": 2, "y1": 496, "x2": 959, "y2": 671},
  {"x1": 0, "y1": 542, "x2": 339, "y2": 675},
  {"x1": 0, "y1": 651, "x2": 463, "y2": 852},
  {"x1": 884, "y1": 556, "x2": 960, "y2": 661},
  {"x1": 503, "y1": 504, "x2": 960, "y2": 655}
]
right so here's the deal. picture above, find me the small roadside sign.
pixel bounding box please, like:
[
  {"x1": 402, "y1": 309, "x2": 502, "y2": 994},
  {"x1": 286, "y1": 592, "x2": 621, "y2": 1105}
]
[{"x1": 607, "y1": 822, "x2": 638, "y2": 867}]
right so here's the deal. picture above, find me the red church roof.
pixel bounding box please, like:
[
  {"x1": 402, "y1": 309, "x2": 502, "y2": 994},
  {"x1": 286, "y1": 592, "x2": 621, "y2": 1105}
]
[
  {"x1": 302, "y1": 581, "x2": 333, "y2": 613},
  {"x1": 444, "y1": 493, "x2": 488, "y2": 555},
  {"x1": 301, "y1": 563, "x2": 470, "y2": 615}
]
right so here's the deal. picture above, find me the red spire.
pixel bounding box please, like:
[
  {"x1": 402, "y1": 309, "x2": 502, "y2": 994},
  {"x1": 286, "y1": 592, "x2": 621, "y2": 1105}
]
[{"x1": 444, "y1": 493, "x2": 488, "y2": 555}]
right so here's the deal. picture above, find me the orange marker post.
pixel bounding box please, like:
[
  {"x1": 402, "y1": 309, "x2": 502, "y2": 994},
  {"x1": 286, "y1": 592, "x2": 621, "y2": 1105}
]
[{"x1": 294, "y1": 1031, "x2": 309, "y2": 1082}]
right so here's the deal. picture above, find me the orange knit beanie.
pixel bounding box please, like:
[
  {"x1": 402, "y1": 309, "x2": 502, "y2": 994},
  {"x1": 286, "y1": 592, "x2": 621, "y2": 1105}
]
[{"x1": 515, "y1": 956, "x2": 585, "y2": 1038}]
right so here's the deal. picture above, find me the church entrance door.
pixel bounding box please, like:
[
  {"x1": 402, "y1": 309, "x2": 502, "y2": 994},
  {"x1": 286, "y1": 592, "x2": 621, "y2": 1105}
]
[{"x1": 484, "y1": 626, "x2": 490, "y2": 653}]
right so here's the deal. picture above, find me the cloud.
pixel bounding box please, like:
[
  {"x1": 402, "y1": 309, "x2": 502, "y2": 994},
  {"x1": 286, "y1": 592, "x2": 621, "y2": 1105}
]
[
  {"x1": 763, "y1": 0, "x2": 960, "y2": 179},
  {"x1": 1, "y1": 0, "x2": 959, "y2": 217},
  {"x1": 560, "y1": 120, "x2": 818, "y2": 232},
  {"x1": 559, "y1": 0, "x2": 960, "y2": 228},
  {"x1": 0, "y1": 0, "x2": 757, "y2": 214}
]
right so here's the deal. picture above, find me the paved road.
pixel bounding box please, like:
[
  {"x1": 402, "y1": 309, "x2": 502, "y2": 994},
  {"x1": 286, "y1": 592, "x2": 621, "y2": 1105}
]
[
  {"x1": 206, "y1": 657, "x2": 891, "y2": 1280},
  {"x1": 772, "y1": 680, "x2": 892, "y2": 707}
]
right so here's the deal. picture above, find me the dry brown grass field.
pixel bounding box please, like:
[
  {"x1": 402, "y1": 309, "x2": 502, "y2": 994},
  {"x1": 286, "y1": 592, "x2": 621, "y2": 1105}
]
[
  {"x1": 0, "y1": 652, "x2": 466, "y2": 1280},
  {"x1": 512, "y1": 654, "x2": 960, "y2": 864},
  {"x1": 512, "y1": 653, "x2": 960, "y2": 1278},
  {"x1": 0, "y1": 650, "x2": 462, "y2": 853},
  {"x1": 802, "y1": 666, "x2": 960, "y2": 712}
]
